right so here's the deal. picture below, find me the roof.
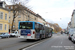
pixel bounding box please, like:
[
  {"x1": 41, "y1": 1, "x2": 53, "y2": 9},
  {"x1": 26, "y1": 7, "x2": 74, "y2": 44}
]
[
  {"x1": 0, "y1": 1, "x2": 6, "y2": 4},
  {"x1": 6, "y1": 4, "x2": 37, "y2": 16},
  {"x1": 36, "y1": 14, "x2": 45, "y2": 21},
  {"x1": 72, "y1": 10, "x2": 75, "y2": 16},
  {"x1": 0, "y1": 6, "x2": 10, "y2": 11}
]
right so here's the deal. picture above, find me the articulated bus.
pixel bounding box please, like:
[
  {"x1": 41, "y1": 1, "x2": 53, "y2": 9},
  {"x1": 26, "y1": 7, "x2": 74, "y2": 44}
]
[{"x1": 18, "y1": 21, "x2": 53, "y2": 40}]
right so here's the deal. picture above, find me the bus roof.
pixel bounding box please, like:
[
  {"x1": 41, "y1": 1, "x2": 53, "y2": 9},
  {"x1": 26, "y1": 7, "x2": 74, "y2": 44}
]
[
  {"x1": 19, "y1": 21, "x2": 43, "y2": 25},
  {"x1": 19, "y1": 21, "x2": 35, "y2": 22}
]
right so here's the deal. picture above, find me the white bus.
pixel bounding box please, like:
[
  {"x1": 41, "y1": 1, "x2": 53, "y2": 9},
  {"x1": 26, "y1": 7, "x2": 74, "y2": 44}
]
[{"x1": 18, "y1": 21, "x2": 53, "y2": 40}]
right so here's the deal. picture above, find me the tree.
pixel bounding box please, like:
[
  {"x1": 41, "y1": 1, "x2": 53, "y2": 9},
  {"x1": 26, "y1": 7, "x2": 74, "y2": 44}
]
[
  {"x1": 5, "y1": 0, "x2": 30, "y2": 32},
  {"x1": 53, "y1": 24, "x2": 62, "y2": 33},
  {"x1": 49, "y1": 23, "x2": 62, "y2": 33}
]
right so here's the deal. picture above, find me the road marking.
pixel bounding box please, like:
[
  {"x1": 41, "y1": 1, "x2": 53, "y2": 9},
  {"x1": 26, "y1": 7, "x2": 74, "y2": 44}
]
[
  {"x1": 59, "y1": 48, "x2": 60, "y2": 50},
  {"x1": 22, "y1": 38, "x2": 54, "y2": 50},
  {"x1": 61, "y1": 42, "x2": 62, "y2": 44},
  {"x1": 20, "y1": 35, "x2": 60, "y2": 50},
  {"x1": 24, "y1": 41, "x2": 43, "y2": 50},
  {"x1": 61, "y1": 38, "x2": 63, "y2": 44},
  {"x1": 22, "y1": 37, "x2": 56, "y2": 50}
]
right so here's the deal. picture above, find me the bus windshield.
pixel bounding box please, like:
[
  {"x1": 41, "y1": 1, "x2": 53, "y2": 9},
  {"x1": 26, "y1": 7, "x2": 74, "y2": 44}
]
[{"x1": 19, "y1": 22, "x2": 33, "y2": 29}]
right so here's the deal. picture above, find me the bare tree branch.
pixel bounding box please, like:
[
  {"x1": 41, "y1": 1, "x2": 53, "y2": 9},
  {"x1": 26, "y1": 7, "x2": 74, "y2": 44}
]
[{"x1": 6, "y1": 0, "x2": 30, "y2": 32}]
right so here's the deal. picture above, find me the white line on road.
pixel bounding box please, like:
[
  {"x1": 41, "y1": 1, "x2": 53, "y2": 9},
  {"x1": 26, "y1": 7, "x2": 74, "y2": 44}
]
[
  {"x1": 24, "y1": 42, "x2": 43, "y2": 50},
  {"x1": 59, "y1": 48, "x2": 60, "y2": 50},
  {"x1": 22, "y1": 38, "x2": 55, "y2": 50},
  {"x1": 22, "y1": 39, "x2": 49, "y2": 50},
  {"x1": 22, "y1": 35, "x2": 60, "y2": 50},
  {"x1": 61, "y1": 42, "x2": 62, "y2": 44},
  {"x1": 61, "y1": 38, "x2": 63, "y2": 44}
]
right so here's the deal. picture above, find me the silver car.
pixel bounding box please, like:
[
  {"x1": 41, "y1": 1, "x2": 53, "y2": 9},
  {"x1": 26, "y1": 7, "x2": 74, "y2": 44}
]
[
  {"x1": 0, "y1": 33, "x2": 10, "y2": 39},
  {"x1": 71, "y1": 32, "x2": 75, "y2": 43},
  {"x1": 68, "y1": 29, "x2": 75, "y2": 40}
]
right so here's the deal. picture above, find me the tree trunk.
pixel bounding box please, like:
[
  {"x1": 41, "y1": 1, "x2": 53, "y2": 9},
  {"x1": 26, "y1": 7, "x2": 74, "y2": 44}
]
[{"x1": 11, "y1": 10, "x2": 15, "y2": 32}]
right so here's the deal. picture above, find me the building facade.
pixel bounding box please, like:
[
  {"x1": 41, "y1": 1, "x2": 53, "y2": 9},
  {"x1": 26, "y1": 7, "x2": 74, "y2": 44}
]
[
  {"x1": 0, "y1": 7, "x2": 9, "y2": 33},
  {"x1": 67, "y1": 22, "x2": 71, "y2": 31},
  {"x1": 36, "y1": 14, "x2": 46, "y2": 25},
  {"x1": 71, "y1": 10, "x2": 75, "y2": 28},
  {"x1": 6, "y1": 5, "x2": 38, "y2": 32},
  {"x1": 0, "y1": 1, "x2": 6, "y2": 8}
]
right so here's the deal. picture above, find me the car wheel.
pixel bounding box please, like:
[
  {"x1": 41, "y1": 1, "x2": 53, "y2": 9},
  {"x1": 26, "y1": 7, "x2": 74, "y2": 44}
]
[
  {"x1": 73, "y1": 41, "x2": 75, "y2": 44},
  {"x1": 0, "y1": 37, "x2": 2, "y2": 39},
  {"x1": 68, "y1": 37, "x2": 71, "y2": 40},
  {"x1": 71, "y1": 39, "x2": 73, "y2": 42}
]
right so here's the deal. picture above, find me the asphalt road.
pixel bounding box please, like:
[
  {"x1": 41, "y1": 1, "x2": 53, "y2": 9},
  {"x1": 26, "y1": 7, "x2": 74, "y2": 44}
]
[
  {"x1": 0, "y1": 37, "x2": 41, "y2": 50},
  {"x1": 0, "y1": 34, "x2": 75, "y2": 50},
  {"x1": 24, "y1": 34, "x2": 75, "y2": 50}
]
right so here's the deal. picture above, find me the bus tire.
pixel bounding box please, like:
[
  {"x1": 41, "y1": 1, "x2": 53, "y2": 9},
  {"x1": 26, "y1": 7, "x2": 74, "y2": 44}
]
[{"x1": 26, "y1": 39, "x2": 30, "y2": 41}]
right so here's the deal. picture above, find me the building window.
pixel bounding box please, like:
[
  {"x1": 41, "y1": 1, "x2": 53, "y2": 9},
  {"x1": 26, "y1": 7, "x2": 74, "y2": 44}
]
[
  {"x1": 30, "y1": 13, "x2": 31, "y2": 16},
  {"x1": 9, "y1": 20, "x2": 10, "y2": 22},
  {"x1": 18, "y1": 15, "x2": 21, "y2": 18},
  {"x1": 13, "y1": 25, "x2": 15, "y2": 28},
  {"x1": 0, "y1": 24, "x2": 2, "y2": 30},
  {"x1": 0, "y1": 12, "x2": 3, "y2": 19},
  {"x1": 15, "y1": 6, "x2": 17, "y2": 8},
  {"x1": 11, "y1": 6, "x2": 13, "y2": 9},
  {"x1": 28, "y1": 16, "x2": 30, "y2": 20},
  {"x1": 25, "y1": 11, "x2": 27, "y2": 14},
  {"x1": 7, "y1": 7, "x2": 9, "y2": 9},
  {"x1": 14, "y1": 20, "x2": 15, "y2": 22},
  {"x1": 5, "y1": 14, "x2": 7, "y2": 20},
  {"x1": 35, "y1": 18, "x2": 36, "y2": 20},
  {"x1": 13, "y1": 16, "x2": 14, "y2": 18},
  {"x1": 5, "y1": 24, "x2": 7, "y2": 30},
  {"x1": 9, "y1": 11, "x2": 10, "y2": 14},
  {"x1": 9, "y1": 16, "x2": 10, "y2": 18},
  {"x1": 19, "y1": 11, "x2": 21, "y2": 13}
]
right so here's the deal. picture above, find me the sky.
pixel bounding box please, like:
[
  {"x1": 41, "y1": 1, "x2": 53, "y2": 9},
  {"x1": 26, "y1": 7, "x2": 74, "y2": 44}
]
[
  {"x1": 2, "y1": 0, "x2": 75, "y2": 29},
  {"x1": 27, "y1": 0, "x2": 75, "y2": 29}
]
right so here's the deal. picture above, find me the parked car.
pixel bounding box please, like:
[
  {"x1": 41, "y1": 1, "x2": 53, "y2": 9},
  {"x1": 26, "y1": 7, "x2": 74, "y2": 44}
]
[
  {"x1": 61, "y1": 31, "x2": 63, "y2": 34},
  {"x1": 64, "y1": 31, "x2": 69, "y2": 34},
  {"x1": 68, "y1": 29, "x2": 75, "y2": 40},
  {"x1": 71, "y1": 32, "x2": 75, "y2": 43},
  {"x1": 10, "y1": 31, "x2": 18, "y2": 37},
  {"x1": 0, "y1": 33, "x2": 10, "y2": 39}
]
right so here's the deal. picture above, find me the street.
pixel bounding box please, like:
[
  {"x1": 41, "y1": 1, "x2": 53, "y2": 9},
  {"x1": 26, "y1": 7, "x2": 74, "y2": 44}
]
[
  {"x1": 24, "y1": 34, "x2": 75, "y2": 50},
  {"x1": 0, "y1": 0, "x2": 74, "y2": 50},
  {"x1": 0, "y1": 33, "x2": 75, "y2": 50}
]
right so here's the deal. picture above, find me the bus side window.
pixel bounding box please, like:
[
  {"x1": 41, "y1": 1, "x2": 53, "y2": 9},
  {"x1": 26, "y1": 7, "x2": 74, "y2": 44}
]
[
  {"x1": 35, "y1": 23, "x2": 40, "y2": 33},
  {"x1": 39, "y1": 25, "x2": 43, "y2": 34},
  {"x1": 42, "y1": 26, "x2": 45, "y2": 34}
]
